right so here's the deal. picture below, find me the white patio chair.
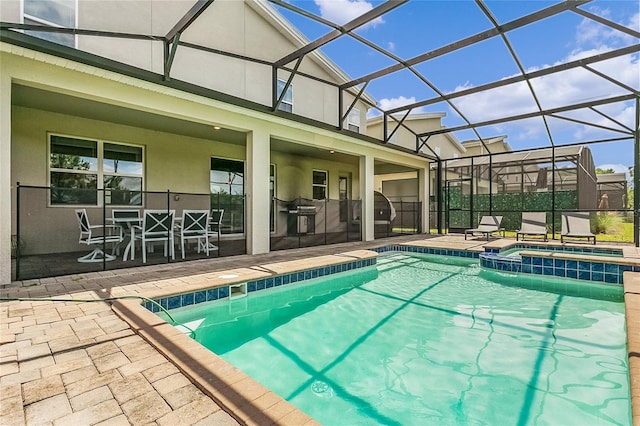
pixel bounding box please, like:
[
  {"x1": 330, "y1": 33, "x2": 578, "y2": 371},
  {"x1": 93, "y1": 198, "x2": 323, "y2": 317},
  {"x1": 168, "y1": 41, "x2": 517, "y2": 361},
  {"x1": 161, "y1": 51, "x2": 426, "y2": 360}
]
[
  {"x1": 131, "y1": 209, "x2": 176, "y2": 263},
  {"x1": 179, "y1": 209, "x2": 210, "y2": 259},
  {"x1": 75, "y1": 209, "x2": 123, "y2": 263},
  {"x1": 202, "y1": 209, "x2": 224, "y2": 253},
  {"x1": 464, "y1": 216, "x2": 504, "y2": 241},
  {"x1": 561, "y1": 211, "x2": 596, "y2": 244}
]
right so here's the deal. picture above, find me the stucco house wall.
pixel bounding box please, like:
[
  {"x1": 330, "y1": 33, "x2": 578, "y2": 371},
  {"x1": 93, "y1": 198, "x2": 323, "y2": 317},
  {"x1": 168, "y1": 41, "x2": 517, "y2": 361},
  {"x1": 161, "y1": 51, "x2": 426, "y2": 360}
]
[{"x1": 367, "y1": 113, "x2": 465, "y2": 159}]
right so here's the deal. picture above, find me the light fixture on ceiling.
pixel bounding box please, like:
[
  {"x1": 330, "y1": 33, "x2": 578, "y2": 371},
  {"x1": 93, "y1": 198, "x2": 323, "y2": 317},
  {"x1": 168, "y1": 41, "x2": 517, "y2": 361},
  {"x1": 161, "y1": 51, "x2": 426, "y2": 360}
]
[
  {"x1": 329, "y1": 150, "x2": 335, "y2": 154},
  {"x1": 213, "y1": 126, "x2": 221, "y2": 130}
]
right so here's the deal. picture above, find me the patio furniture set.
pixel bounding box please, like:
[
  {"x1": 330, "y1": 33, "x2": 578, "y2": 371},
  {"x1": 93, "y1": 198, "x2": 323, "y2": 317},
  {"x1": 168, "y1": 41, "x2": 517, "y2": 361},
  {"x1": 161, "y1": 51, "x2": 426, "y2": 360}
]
[
  {"x1": 464, "y1": 211, "x2": 596, "y2": 244},
  {"x1": 75, "y1": 208, "x2": 224, "y2": 263}
]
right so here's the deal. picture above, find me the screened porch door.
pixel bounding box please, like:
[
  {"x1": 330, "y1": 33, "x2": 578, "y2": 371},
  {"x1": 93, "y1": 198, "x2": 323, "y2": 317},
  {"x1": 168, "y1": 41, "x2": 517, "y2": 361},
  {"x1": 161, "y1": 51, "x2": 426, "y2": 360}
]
[{"x1": 445, "y1": 179, "x2": 472, "y2": 234}]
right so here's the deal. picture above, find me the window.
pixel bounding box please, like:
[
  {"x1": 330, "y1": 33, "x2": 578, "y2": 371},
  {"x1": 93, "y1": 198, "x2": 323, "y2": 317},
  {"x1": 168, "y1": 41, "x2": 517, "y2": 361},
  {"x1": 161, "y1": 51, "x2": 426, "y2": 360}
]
[
  {"x1": 347, "y1": 108, "x2": 360, "y2": 132},
  {"x1": 277, "y1": 79, "x2": 293, "y2": 113},
  {"x1": 210, "y1": 158, "x2": 245, "y2": 234},
  {"x1": 49, "y1": 135, "x2": 143, "y2": 206},
  {"x1": 23, "y1": 0, "x2": 76, "y2": 47},
  {"x1": 103, "y1": 143, "x2": 144, "y2": 205},
  {"x1": 312, "y1": 170, "x2": 328, "y2": 200}
]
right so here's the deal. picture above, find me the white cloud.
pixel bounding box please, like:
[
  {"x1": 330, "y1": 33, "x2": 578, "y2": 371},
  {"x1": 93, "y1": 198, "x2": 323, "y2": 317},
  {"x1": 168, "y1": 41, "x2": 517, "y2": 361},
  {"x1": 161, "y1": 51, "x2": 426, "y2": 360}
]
[
  {"x1": 314, "y1": 0, "x2": 384, "y2": 28},
  {"x1": 576, "y1": 8, "x2": 638, "y2": 49},
  {"x1": 367, "y1": 96, "x2": 427, "y2": 118},
  {"x1": 387, "y1": 41, "x2": 396, "y2": 52},
  {"x1": 378, "y1": 96, "x2": 417, "y2": 110},
  {"x1": 449, "y1": 49, "x2": 637, "y2": 141}
]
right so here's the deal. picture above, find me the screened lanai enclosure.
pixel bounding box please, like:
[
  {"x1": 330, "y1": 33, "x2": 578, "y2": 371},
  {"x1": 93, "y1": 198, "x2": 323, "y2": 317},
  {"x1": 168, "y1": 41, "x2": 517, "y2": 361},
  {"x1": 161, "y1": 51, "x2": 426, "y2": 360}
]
[
  {"x1": 3, "y1": 0, "x2": 639, "y2": 282},
  {"x1": 431, "y1": 144, "x2": 617, "y2": 236}
]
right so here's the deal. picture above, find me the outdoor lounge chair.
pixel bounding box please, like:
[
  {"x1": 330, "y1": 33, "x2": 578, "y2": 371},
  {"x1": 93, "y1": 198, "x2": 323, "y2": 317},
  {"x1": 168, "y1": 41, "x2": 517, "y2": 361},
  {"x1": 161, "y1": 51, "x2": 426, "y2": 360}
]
[
  {"x1": 464, "y1": 216, "x2": 504, "y2": 241},
  {"x1": 75, "y1": 209, "x2": 123, "y2": 263},
  {"x1": 561, "y1": 211, "x2": 596, "y2": 245},
  {"x1": 516, "y1": 212, "x2": 548, "y2": 241}
]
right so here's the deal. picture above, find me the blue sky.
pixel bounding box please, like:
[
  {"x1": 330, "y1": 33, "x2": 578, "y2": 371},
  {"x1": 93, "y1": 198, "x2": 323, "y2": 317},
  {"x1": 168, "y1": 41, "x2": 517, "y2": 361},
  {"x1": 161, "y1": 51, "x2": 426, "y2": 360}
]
[{"x1": 274, "y1": 0, "x2": 639, "y2": 176}]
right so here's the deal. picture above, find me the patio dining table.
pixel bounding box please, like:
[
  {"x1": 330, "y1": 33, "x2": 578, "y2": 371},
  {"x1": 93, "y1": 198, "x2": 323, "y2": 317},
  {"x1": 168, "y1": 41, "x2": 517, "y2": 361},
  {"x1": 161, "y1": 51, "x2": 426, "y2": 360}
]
[{"x1": 108, "y1": 216, "x2": 143, "y2": 261}]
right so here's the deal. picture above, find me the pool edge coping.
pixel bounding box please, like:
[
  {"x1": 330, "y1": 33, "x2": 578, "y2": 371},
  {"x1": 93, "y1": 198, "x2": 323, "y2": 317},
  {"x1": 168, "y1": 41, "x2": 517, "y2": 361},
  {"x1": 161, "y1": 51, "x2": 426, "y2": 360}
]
[
  {"x1": 111, "y1": 298, "x2": 319, "y2": 426},
  {"x1": 110, "y1": 249, "x2": 381, "y2": 426},
  {"x1": 623, "y1": 272, "x2": 640, "y2": 425}
]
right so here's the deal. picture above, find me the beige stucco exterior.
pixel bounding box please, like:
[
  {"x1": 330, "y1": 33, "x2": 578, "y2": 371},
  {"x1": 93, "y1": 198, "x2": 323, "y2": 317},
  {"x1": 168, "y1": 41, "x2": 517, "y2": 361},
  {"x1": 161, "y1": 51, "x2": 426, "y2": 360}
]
[
  {"x1": 1, "y1": 44, "x2": 430, "y2": 283},
  {"x1": 367, "y1": 113, "x2": 466, "y2": 159},
  {"x1": 461, "y1": 136, "x2": 511, "y2": 156},
  {"x1": 1, "y1": 0, "x2": 370, "y2": 128}
]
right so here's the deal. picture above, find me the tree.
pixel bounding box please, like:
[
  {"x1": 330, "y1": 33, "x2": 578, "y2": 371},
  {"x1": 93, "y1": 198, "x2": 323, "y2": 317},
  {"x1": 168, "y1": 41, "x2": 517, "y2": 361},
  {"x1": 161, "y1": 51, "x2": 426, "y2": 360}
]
[{"x1": 595, "y1": 167, "x2": 615, "y2": 174}]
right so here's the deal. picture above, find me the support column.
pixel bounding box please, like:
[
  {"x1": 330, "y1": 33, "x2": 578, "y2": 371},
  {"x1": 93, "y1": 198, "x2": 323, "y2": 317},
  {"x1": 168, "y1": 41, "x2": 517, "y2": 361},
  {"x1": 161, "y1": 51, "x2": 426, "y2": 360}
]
[
  {"x1": 359, "y1": 154, "x2": 374, "y2": 241},
  {"x1": 245, "y1": 128, "x2": 271, "y2": 254},
  {"x1": 0, "y1": 73, "x2": 11, "y2": 284},
  {"x1": 418, "y1": 165, "x2": 429, "y2": 234}
]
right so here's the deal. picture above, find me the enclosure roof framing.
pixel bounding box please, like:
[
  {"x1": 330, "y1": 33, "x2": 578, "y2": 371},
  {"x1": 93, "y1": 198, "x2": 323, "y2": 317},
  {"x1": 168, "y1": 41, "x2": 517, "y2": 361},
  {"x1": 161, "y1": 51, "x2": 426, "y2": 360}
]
[
  {"x1": 0, "y1": 0, "x2": 638, "y2": 157},
  {"x1": 444, "y1": 144, "x2": 588, "y2": 167},
  {"x1": 389, "y1": 43, "x2": 640, "y2": 116},
  {"x1": 417, "y1": 94, "x2": 638, "y2": 138}
]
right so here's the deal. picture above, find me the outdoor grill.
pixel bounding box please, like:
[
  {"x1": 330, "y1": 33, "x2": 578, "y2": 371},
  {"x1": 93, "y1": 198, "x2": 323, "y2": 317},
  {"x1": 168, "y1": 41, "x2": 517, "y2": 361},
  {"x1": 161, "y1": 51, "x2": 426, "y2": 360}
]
[{"x1": 287, "y1": 205, "x2": 317, "y2": 235}]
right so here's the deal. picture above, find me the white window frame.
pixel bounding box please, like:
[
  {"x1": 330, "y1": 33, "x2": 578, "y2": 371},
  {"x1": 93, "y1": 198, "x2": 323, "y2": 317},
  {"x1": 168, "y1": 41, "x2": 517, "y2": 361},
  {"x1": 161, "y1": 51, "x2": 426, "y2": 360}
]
[
  {"x1": 47, "y1": 133, "x2": 144, "y2": 207},
  {"x1": 277, "y1": 79, "x2": 293, "y2": 113},
  {"x1": 312, "y1": 169, "x2": 328, "y2": 200},
  {"x1": 347, "y1": 108, "x2": 360, "y2": 132}
]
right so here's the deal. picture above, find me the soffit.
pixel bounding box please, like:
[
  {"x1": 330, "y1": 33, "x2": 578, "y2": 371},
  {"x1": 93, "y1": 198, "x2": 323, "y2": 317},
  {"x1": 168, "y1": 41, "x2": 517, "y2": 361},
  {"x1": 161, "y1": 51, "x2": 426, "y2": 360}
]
[
  {"x1": 270, "y1": 137, "x2": 359, "y2": 165},
  {"x1": 11, "y1": 84, "x2": 247, "y2": 145}
]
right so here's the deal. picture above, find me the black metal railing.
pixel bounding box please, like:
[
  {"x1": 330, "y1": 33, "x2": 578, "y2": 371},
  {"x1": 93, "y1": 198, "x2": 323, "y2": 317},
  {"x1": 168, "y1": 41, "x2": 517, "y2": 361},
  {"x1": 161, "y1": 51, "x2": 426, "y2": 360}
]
[
  {"x1": 14, "y1": 185, "x2": 424, "y2": 281},
  {"x1": 270, "y1": 197, "x2": 362, "y2": 251},
  {"x1": 13, "y1": 185, "x2": 246, "y2": 281}
]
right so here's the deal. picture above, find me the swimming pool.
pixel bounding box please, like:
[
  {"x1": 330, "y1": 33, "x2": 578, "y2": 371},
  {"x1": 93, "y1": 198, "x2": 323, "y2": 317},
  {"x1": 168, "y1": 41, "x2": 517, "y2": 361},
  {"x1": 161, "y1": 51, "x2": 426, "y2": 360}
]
[{"x1": 161, "y1": 253, "x2": 630, "y2": 425}]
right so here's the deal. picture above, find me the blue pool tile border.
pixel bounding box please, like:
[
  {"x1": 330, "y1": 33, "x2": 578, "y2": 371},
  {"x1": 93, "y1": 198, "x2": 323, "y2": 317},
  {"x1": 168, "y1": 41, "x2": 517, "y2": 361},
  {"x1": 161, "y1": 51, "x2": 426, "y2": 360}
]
[
  {"x1": 480, "y1": 251, "x2": 638, "y2": 285},
  {"x1": 501, "y1": 243, "x2": 624, "y2": 257},
  {"x1": 372, "y1": 244, "x2": 480, "y2": 259},
  {"x1": 145, "y1": 242, "x2": 636, "y2": 313},
  {"x1": 145, "y1": 257, "x2": 376, "y2": 312}
]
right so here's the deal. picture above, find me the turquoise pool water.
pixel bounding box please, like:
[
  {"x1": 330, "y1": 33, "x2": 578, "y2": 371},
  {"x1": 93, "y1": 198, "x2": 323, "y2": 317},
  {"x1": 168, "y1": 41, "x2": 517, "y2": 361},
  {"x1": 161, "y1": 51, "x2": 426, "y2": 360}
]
[{"x1": 163, "y1": 253, "x2": 630, "y2": 425}]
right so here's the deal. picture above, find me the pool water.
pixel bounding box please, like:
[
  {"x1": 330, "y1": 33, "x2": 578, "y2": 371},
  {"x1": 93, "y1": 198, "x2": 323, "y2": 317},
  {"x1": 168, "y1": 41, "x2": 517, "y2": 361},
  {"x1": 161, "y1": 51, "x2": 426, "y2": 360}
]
[{"x1": 163, "y1": 253, "x2": 630, "y2": 425}]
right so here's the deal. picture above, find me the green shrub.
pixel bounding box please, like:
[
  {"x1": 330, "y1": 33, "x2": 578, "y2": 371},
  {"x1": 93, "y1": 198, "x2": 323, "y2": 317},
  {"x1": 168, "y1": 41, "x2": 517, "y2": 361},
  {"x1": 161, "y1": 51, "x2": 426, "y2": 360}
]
[{"x1": 594, "y1": 212, "x2": 623, "y2": 235}]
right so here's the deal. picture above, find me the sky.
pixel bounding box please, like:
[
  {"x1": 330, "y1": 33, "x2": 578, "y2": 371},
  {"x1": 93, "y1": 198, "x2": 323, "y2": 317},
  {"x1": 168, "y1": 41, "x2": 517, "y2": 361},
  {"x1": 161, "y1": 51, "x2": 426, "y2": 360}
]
[{"x1": 273, "y1": 0, "x2": 639, "y2": 177}]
